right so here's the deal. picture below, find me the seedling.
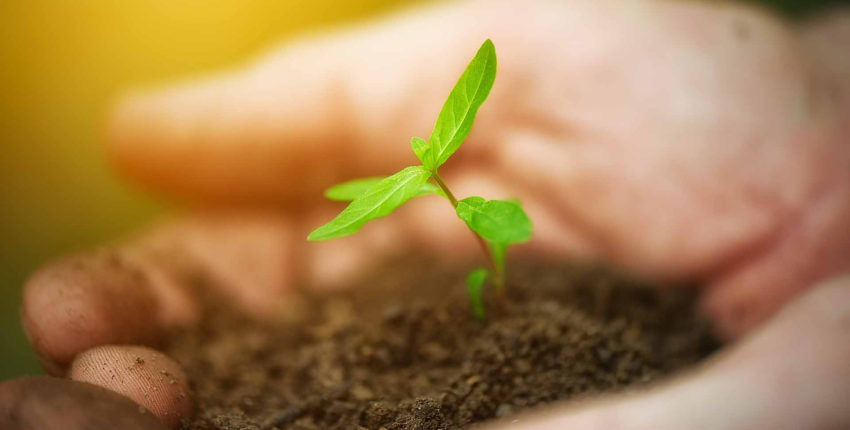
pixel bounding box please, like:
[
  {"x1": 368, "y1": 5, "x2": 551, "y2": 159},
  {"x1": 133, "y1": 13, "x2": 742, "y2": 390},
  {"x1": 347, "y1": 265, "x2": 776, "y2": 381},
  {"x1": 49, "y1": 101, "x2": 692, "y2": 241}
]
[{"x1": 308, "y1": 40, "x2": 532, "y2": 319}]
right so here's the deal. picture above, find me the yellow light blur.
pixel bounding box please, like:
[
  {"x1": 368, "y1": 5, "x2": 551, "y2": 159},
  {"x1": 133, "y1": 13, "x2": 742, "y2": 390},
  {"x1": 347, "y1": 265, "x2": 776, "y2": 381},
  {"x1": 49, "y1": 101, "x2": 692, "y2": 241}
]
[{"x1": 0, "y1": 0, "x2": 422, "y2": 378}]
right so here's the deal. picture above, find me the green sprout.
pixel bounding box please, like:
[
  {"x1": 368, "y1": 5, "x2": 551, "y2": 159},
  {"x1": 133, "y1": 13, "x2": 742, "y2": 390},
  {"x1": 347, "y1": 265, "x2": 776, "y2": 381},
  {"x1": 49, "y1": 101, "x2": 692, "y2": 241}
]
[{"x1": 308, "y1": 40, "x2": 532, "y2": 319}]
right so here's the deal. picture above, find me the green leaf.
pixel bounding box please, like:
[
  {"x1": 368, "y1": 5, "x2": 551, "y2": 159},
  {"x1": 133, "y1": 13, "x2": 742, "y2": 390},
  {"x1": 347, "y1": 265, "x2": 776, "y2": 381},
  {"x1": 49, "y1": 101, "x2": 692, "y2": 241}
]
[
  {"x1": 325, "y1": 176, "x2": 441, "y2": 202},
  {"x1": 456, "y1": 197, "x2": 532, "y2": 244},
  {"x1": 308, "y1": 166, "x2": 432, "y2": 241},
  {"x1": 324, "y1": 177, "x2": 383, "y2": 201},
  {"x1": 466, "y1": 267, "x2": 489, "y2": 320},
  {"x1": 429, "y1": 39, "x2": 497, "y2": 168},
  {"x1": 410, "y1": 137, "x2": 434, "y2": 169}
]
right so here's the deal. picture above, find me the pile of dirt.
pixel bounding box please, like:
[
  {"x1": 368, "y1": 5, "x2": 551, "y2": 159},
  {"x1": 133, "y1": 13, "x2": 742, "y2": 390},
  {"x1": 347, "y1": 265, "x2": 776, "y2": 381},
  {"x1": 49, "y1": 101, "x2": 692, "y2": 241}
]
[{"x1": 166, "y1": 259, "x2": 718, "y2": 430}]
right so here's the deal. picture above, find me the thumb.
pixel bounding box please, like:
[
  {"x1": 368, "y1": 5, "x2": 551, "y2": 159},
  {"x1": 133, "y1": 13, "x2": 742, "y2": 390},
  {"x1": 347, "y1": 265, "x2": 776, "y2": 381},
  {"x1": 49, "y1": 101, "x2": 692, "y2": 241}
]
[{"x1": 108, "y1": 0, "x2": 513, "y2": 206}]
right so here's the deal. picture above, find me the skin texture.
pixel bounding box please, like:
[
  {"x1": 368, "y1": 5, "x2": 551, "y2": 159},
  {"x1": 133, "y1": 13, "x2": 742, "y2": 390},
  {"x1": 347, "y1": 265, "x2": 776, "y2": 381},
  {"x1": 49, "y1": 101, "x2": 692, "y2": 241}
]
[
  {"x1": 67, "y1": 346, "x2": 193, "y2": 429},
  {"x1": 4, "y1": 0, "x2": 850, "y2": 428}
]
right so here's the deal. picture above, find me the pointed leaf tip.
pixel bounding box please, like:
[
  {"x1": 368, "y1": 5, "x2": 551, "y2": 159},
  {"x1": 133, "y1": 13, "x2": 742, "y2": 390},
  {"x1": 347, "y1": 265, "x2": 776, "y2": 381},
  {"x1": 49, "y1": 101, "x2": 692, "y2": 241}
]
[{"x1": 428, "y1": 39, "x2": 497, "y2": 169}]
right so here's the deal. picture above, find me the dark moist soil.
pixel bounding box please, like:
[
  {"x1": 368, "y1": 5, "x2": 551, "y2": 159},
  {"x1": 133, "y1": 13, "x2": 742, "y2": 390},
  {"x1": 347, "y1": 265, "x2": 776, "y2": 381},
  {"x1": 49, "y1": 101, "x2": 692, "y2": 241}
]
[{"x1": 166, "y1": 259, "x2": 719, "y2": 430}]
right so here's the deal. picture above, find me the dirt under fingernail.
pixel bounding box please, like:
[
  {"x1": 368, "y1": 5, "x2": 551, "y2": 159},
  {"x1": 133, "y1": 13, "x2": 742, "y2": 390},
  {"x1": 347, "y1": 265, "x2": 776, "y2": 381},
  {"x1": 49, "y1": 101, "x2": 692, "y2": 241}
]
[{"x1": 167, "y1": 258, "x2": 718, "y2": 429}]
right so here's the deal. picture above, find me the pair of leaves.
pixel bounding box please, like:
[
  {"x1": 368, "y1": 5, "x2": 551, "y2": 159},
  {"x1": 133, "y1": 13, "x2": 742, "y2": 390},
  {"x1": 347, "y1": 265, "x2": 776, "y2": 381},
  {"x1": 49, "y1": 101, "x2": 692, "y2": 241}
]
[
  {"x1": 414, "y1": 39, "x2": 496, "y2": 170},
  {"x1": 310, "y1": 39, "x2": 497, "y2": 242},
  {"x1": 307, "y1": 167, "x2": 431, "y2": 241},
  {"x1": 458, "y1": 197, "x2": 530, "y2": 295},
  {"x1": 459, "y1": 196, "x2": 531, "y2": 317}
]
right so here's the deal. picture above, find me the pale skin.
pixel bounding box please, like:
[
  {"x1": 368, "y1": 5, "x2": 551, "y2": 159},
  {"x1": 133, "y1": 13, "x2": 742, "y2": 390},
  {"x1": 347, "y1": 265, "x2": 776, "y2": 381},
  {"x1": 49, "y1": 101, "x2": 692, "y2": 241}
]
[{"x1": 3, "y1": 0, "x2": 850, "y2": 428}]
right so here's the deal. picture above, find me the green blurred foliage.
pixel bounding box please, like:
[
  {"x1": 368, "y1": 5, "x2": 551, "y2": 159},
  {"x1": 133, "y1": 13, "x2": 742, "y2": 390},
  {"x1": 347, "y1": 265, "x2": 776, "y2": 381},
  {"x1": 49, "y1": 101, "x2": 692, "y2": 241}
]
[{"x1": 0, "y1": 0, "x2": 842, "y2": 379}]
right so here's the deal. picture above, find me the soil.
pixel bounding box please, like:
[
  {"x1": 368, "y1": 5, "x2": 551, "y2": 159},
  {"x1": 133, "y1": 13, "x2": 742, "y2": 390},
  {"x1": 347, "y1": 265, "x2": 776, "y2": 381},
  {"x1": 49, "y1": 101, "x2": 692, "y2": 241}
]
[{"x1": 166, "y1": 258, "x2": 718, "y2": 430}]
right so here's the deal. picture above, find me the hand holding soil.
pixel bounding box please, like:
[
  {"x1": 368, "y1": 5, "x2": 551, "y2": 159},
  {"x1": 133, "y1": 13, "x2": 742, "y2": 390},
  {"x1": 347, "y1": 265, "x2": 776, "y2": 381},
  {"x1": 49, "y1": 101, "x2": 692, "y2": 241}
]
[{"x1": 5, "y1": 0, "x2": 850, "y2": 429}]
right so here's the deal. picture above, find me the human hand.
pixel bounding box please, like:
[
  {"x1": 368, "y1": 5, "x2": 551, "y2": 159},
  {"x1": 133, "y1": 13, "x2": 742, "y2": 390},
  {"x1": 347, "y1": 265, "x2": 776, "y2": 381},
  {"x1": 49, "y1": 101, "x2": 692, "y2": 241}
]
[{"x1": 6, "y1": 0, "x2": 850, "y2": 429}]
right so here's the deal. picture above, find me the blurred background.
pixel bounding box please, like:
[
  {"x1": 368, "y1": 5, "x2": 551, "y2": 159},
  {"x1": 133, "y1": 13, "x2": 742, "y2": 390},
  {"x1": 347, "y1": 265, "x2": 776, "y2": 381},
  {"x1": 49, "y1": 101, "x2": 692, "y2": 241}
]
[{"x1": 0, "y1": 0, "x2": 842, "y2": 380}]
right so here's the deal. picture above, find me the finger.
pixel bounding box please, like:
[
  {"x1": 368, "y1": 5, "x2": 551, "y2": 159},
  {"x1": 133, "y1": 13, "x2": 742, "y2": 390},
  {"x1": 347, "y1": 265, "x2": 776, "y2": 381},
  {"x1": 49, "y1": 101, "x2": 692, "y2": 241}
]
[
  {"x1": 107, "y1": 0, "x2": 523, "y2": 205},
  {"x1": 137, "y1": 213, "x2": 297, "y2": 316},
  {"x1": 484, "y1": 275, "x2": 850, "y2": 430},
  {"x1": 22, "y1": 213, "x2": 296, "y2": 374},
  {"x1": 22, "y1": 251, "x2": 163, "y2": 375},
  {"x1": 68, "y1": 346, "x2": 192, "y2": 429},
  {"x1": 493, "y1": 117, "x2": 788, "y2": 285},
  {"x1": 0, "y1": 376, "x2": 166, "y2": 430}
]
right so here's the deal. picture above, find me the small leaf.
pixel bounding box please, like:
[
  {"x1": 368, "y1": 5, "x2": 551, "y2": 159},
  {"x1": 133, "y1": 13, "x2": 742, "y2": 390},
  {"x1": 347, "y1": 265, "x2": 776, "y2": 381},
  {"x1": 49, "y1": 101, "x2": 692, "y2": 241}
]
[
  {"x1": 325, "y1": 177, "x2": 441, "y2": 202},
  {"x1": 410, "y1": 137, "x2": 434, "y2": 169},
  {"x1": 456, "y1": 197, "x2": 532, "y2": 244},
  {"x1": 309, "y1": 166, "x2": 431, "y2": 241},
  {"x1": 466, "y1": 268, "x2": 489, "y2": 320},
  {"x1": 429, "y1": 39, "x2": 497, "y2": 168}
]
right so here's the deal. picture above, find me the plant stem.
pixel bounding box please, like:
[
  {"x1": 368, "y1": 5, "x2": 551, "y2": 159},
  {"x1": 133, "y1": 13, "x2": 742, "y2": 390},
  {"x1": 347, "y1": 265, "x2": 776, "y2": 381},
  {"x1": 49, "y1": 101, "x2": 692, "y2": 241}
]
[
  {"x1": 431, "y1": 171, "x2": 502, "y2": 288},
  {"x1": 432, "y1": 173, "x2": 458, "y2": 207}
]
